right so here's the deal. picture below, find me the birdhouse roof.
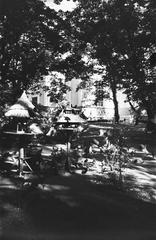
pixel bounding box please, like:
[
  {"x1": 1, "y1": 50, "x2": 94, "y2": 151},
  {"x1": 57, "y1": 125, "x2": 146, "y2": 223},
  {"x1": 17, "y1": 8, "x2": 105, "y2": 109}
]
[
  {"x1": 17, "y1": 91, "x2": 35, "y2": 110},
  {"x1": 5, "y1": 103, "x2": 30, "y2": 118}
]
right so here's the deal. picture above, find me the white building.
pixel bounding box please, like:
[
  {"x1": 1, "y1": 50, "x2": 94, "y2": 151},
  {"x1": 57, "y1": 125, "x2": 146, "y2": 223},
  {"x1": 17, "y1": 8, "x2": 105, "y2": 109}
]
[
  {"x1": 28, "y1": 75, "x2": 131, "y2": 122},
  {"x1": 29, "y1": 75, "x2": 63, "y2": 108}
]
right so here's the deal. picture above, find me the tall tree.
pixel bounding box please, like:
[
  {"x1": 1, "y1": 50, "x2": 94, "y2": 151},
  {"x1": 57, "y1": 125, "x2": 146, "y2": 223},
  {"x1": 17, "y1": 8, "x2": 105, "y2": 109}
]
[
  {"x1": 64, "y1": 0, "x2": 126, "y2": 122},
  {"x1": 0, "y1": 0, "x2": 72, "y2": 106},
  {"x1": 115, "y1": 0, "x2": 156, "y2": 122},
  {"x1": 63, "y1": 0, "x2": 156, "y2": 123}
]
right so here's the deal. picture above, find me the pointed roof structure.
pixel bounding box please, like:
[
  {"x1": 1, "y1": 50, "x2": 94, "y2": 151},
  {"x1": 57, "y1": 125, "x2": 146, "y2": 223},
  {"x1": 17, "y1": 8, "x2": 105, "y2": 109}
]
[
  {"x1": 17, "y1": 91, "x2": 35, "y2": 110},
  {"x1": 5, "y1": 91, "x2": 34, "y2": 118},
  {"x1": 5, "y1": 103, "x2": 30, "y2": 118}
]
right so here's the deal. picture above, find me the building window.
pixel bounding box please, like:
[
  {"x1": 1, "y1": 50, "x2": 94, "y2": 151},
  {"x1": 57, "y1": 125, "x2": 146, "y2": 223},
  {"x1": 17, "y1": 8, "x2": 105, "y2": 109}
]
[
  {"x1": 32, "y1": 97, "x2": 38, "y2": 105},
  {"x1": 50, "y1": 97, "x2": 53, "y2": 103},
  {"x1": 97, "y1": 100, "x2": 103, "y2": 106},
  {"x1": 83, "y1": 92, "x2": 88, "y2": 98}
]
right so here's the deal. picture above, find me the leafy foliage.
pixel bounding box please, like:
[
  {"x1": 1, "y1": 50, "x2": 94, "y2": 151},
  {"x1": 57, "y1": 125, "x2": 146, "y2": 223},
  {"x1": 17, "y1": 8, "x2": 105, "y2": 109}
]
[
  {"x1": 65, "y1": 0, "x2": 156, "y2": 121},
  {"x1": 0, "y1": 0, "x2": 73, "y2": 106},
  {"x1": 46, "y1": 73, "x2": 71, "y2": 103},
  {"x1": 1, "y1": 0, "x2": 156, "y2": 123}
]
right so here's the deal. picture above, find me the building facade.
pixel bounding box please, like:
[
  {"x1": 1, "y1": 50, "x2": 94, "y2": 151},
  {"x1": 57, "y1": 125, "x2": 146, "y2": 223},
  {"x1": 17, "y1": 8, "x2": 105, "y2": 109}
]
[{"x1": 28, "y1": 75, "x2": 131, "y2": 122}]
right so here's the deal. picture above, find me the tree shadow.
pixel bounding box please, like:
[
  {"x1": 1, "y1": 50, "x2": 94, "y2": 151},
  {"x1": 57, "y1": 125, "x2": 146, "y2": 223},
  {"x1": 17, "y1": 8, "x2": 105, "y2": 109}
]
[{"x1": 0, "y1": 167, "x2": 156, "y2": 239}]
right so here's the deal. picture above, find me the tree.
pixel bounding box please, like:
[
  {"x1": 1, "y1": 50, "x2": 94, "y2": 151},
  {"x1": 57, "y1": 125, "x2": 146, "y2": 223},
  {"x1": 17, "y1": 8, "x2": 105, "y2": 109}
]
[
  {"x1": 64, "y1": 0, "x2": 156, "y2": 124},
  {"x1": 0, "y1": 0, "x2": 72, "y2": 106},
  {"x1": 63, "y1": 0, "x2": 126, "y2": 122},
  {"x1": 115, "y1": 0, "x2": 156, "y2": 123},
  {"x1": 45, "y1": 72, "x2": 71, "y2": 103}
]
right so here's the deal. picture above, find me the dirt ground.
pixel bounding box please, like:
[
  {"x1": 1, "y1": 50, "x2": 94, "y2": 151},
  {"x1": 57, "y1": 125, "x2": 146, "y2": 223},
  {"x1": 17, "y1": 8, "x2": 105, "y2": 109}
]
[
  {"x1": 0, "y1": 123, "x2": 156, "y2": 240},
  {"x1": 0, "y1": 172, "x2": 156, "y2": 240}
]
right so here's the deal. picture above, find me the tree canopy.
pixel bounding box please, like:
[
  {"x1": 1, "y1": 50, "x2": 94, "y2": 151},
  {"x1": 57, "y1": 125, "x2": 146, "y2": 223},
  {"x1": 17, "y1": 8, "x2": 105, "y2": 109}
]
[
  {"x1": 63, "y1": 0, "x2": 156, "y2": 120},
  {"x1": 1, "y1": 0, "x2": 156, "y2": 122},
  {"x1": 0, "y1": 0, "x2": 73, "y2": 105}
]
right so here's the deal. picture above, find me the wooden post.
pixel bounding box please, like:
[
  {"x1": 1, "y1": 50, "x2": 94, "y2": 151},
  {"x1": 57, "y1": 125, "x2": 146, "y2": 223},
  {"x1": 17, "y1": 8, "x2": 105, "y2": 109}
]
[
  {"x1": 65, "y1": 131, "x2": 71, "y2": 172},
  {"x1": 19, "y1": 148, "x2": 24, "y2": 176},
  {"x1": 17, "y1": 123, "x2": 19, "y2": 132}
]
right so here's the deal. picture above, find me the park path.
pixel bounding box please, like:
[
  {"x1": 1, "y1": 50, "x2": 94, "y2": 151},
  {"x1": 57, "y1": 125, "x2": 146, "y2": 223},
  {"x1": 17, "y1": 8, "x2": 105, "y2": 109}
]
[
  {"x1": 124, "y1": 152, "x2": 156, "y2": 203},
  {"x1": 40, "y1": 141, "x2": 156, "y2": 204}
]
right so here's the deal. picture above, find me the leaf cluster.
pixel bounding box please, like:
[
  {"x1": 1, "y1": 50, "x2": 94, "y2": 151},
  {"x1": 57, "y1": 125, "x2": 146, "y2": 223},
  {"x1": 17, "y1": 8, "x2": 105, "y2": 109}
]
[
  {"x1": 0, "y1": 0, "x2": 73, "y2": 105},
  {"x1": 66, "y1": 0, "x2": 156, "y2": 115}
]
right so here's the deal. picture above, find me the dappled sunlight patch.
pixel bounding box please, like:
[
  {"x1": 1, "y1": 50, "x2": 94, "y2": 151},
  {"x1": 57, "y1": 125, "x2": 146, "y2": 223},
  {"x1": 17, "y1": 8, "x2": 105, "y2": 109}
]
[
  {"x1": 0, "y1": 177, "x2": 19, "y2": 190},
  {"x1": 38, "y1": 184, "x2": 70, "y2": 192},
  {"x1": 124, "y1": 168, "x2": 156, "y2": 203},
  {"x1": 54, "y1": 194, "x2": 79, "y2": 207},
  {"x1": 3, "y1": 202, "x2": 19, "y2": 212},
  {"x1": 37, "y1": 183, "x2": 79, "y2": 207},
  {"x1": 143, "y1": 159, "x2": 156, "y2": 165},
  {"x1": 0, "y1": 183, "x2": 19, "y2": 190},
  {"x1": 127, "y1": 185, "x2": 156, "y2": 203},
  {"x1": 0, "y1": 201, "x2": 25, "y2": 229},
  {"x1": 128, "y1": 165, "x2": 151, "y2": 173},
  {"x1": 80, "y1": 145, "x2": 156, "y2": 203},
  {"x1": 88, "y1": 161, "x2": 102, "y2": 174},
  {"x1": 125, "y1": 168, "x2": 156, "y2": 184},
  {"x1": 41, "y1": 144, "x2": 67, "y2": 156},
  {"x1": 89, "y1": 174, "x2": 106, "y2": 185}
]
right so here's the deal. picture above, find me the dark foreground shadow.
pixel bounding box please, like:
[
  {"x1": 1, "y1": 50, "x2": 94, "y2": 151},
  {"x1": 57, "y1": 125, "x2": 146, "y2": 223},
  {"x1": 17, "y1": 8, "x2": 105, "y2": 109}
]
[{"x1": 0, "y1": 173, "x2": 156, "y2": 240}]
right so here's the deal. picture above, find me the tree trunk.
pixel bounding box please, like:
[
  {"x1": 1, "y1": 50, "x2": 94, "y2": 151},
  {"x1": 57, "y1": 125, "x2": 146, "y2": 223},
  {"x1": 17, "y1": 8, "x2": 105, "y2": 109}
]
[
  {"x1": 111, "y1": 84, "x2": 120, "y2": 123},
  {"x1": 127, "y1": 99, "x2": 141, "y2": 125},
  {"x1": 145, "y1": 103, "x2": 156, "y2": 132},
  {"x1": 127, "y1": 97, "x2": 138, "y2": 113}
]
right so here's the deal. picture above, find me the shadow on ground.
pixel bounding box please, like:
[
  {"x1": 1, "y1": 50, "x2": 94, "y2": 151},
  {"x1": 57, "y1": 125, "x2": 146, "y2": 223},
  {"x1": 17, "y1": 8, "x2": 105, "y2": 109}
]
[
  {"x1": 0, "y1": 172, "x2": 156, "y2": 240},
  {"x1": 1, "y1": 124, "x2": 156, "y2": 239}
]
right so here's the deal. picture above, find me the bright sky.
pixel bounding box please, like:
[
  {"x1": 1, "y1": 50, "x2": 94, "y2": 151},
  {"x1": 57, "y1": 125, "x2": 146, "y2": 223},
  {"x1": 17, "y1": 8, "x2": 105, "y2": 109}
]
[{"x1": 44, "y1": 0, "x2": 77, "y2": 11}]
